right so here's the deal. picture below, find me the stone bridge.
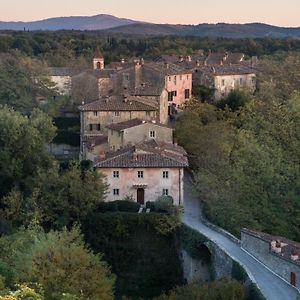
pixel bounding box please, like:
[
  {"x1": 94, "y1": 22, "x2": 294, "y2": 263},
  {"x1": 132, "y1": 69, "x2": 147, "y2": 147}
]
[{"x1": 183, "y1": 173, "x2": 300, "y2": 300}]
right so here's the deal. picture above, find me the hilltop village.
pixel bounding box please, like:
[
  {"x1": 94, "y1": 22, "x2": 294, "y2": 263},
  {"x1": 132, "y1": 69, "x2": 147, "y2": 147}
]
[
  {"x1": 49, "y1": 48, "x2": 258, "y2": 204},
  {"x1": 1, "y1": 26, "x2": 300, "y2": 299}
]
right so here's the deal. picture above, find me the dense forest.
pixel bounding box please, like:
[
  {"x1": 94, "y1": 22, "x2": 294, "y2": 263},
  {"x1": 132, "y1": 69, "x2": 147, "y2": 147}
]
[
  {"x1": 0, "y1": 32, "x2": 299, "y2": 299},
  {"x1": 176, "y1": 52, "x2": 300, "y2": 241},
  {"x1": 1, "y1": 30, "x2": 300, "y2": 66}
]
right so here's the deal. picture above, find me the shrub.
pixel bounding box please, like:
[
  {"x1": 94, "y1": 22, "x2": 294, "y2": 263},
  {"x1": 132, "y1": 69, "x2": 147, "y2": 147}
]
[
  {"x1": 247, "y1": 283, "x2": 266, "y2": 300},
  {"x1": 146, "y1": 201, "x2": 156, "y2": 212},
  {"x1": 97, "y1": 201, "x2": 140, "y2": 213},
  {"x1": 231, "y1": 261, "x2": 248, "y2": 283},
  {"x1": 154, "y1": 196, "x2": 174, "y2": 213},
  {"x1": 115, "y1": 200, "x2": 140, "y2": 212}
]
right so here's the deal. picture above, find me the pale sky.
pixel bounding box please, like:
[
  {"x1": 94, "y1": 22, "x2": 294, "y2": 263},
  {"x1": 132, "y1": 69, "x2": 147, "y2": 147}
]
[{"x1": 1, "y1": 0, "x2": 299, "y2": 27}]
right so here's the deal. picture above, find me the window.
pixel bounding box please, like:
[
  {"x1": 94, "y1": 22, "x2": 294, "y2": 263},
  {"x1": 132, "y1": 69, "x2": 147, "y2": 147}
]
[
  {"x1": 113, "y1": 171, "x2": 119, "y2": 178},
  {"x1": 89, "y1": 124, "x2": 100, "y2": 131},
  {"x1": 240, "y1": 78, "x2": 243, "y2": 85},
  {"x1": 169, "y1": 76, "x2": 171, "y2": 81},
  {"x1": 113, "y1": 189, "x2": 119, "y2": 196},
  {"x1": 163, "y1": 189, "x2": 169, "y2": 196},
  {"x1": 96, "y1": 62, "x2": 101, "y2": 69},
  {"x1": 114, "y1": 111, "x2": 120, "y2": 117},
  {"x1": 187, "y1": 75, "x2": 189, "y2": 80},
  {"x1": 180, "y1": 75, "x2": 182, "y2": 80},
  {"x1": 185, "y1": 89, "x2": 190, "y2": 99},
  {"x1": 168, "y1": 91, "x2": 177, "y2": 101},
  {"x1": 174, "y1": 76, "x2": 177, "y2": 85},
  {"x1": 93, "y1": 111, "x2": 98, "y2": 116},
  {"x1": 150, "y1": 131, "x2": 156, "y2": 138},
  {"x1": 111, "y1": 130, "x2": 114, "y2": 136},
  {"x1": 221, "y1": 79, "x2": 225, "y2": 86},
  {"x1": 163, "y1": 171, "x2": 169, "y2": 178},
  {"x1": 138, "y1": 171, "x2": 144, "y2": 178}
]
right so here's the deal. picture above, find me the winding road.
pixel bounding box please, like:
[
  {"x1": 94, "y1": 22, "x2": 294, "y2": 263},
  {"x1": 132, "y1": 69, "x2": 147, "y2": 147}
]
[{"x1": 182, "y1": 173, "x2": 300, "y2": 300}]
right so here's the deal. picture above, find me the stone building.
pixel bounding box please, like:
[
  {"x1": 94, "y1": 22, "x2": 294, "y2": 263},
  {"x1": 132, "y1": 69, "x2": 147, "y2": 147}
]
[
  {"x1": 241, "y1": 229, "x2": 300, "y2": 291},
  {"x1": 106, "y1": 118, "x2": 173, "y2": 151},
  {"x1": 79, "y1": 91, "x2": 168, "y2": 160},
  {"x1": 94, "y1": 140, "x2": 188, "y2": 205},
  {"x1": 48, "y1": 67, "x2": 85, "y2": 95},
  {"x1": 194, "y1": 65, "x2": 256, "y2": 100}
]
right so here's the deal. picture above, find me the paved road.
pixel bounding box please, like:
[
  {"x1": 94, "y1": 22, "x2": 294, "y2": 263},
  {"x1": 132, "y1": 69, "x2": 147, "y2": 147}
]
[{"x1": 182, "y1": 174, "x2": 300, "y2": 300}]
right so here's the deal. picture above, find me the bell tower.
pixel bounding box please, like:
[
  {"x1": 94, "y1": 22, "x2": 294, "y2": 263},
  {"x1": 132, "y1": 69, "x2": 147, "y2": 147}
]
[{"x1": 93, "y1": 47, "x2": 104, "y2": 70}]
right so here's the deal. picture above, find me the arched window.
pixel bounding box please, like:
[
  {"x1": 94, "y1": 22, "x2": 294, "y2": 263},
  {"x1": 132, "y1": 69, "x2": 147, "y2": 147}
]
[{"x1": 96, "y1": 61, "x2": 101, "y2": 69}]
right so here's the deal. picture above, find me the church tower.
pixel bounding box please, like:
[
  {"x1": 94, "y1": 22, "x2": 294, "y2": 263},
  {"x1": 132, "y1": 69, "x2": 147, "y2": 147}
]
[{"x1": 93, "y1": 47, "x2": 104, "y2": 70}]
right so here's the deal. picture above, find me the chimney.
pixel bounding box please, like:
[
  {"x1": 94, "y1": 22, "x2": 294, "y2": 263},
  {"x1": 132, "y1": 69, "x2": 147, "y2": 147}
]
[
  {"x1": 165, "y1": 63, "x2": 169, "y2": 69},
  {"x1": 133, "y1": 151, "x2": 138, "y2": 160},
  {"x1": 105, "y1": 96, "x2": 109, "y2": 103},
  {"x1": 187, "y1": 55, "x2": 192, "y2": 62},
  {"x1": 123, "y1": 94, "x2": 128, "y2": 103},
  {"x1": 273, "y1": 240, "x2": 282, "y2": 253},
  {"x1": 151, "y1": 120, "x2": 156, "y2": 124},
  {"x1": 121, "y1": 58, "x2": 125, "y2": 64}
]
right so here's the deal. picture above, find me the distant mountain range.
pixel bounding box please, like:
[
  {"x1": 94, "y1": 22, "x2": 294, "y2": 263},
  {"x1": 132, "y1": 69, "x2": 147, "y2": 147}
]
[
  {"x1": 0, "y1": 14, "x2": 139, "y2": 31},
  {"x1": 1, "y1": 14, "x2": 300, "y2": 38}
]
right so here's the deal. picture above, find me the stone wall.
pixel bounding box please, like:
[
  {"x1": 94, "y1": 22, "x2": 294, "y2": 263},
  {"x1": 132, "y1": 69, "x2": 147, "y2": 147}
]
[{"x1": 241, "y1": 231, "x2": 300, "y2": 290}]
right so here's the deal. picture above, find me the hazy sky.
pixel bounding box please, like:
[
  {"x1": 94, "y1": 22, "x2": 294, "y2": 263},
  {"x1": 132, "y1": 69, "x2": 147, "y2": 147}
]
[{"x1": 1, "y1": 0, "x2": 299, "y2": 27}]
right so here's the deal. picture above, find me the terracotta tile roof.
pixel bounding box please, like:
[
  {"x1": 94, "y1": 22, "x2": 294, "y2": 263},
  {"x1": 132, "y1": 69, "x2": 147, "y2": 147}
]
[
  {"x1": 106, "y1": 118, "x2": 144, "y2": 131},
  {"x1": 94, "y1": 140, "x2": 188, "y2": 168},
  {"x1": 144, "y1": 62, "x2": 192, "y2": 76},
  {"x1": 107, "y1": 119, "x2": 171, "y2": 131},
  {"x1": 205, "y1": 53, "x2": 227, "y2": 65},
  {"x1": 79, "y1": 95, "x2": 158, "y2": 112},
  {"x1": 94, "y1": 47, "x2": 104, "y2": 59},
  {"x1": 82, "y1": 69, "x2": 116, "y2": 79},
  {"x1": 133, "y1": 85, "x2": 164, "y2": 96},
  {"x1": 224, "y1": 53, "x2": 245, "y2": 64},
  {"x1": 200, "y1": 65, "x2": 257, "y2": 76}
]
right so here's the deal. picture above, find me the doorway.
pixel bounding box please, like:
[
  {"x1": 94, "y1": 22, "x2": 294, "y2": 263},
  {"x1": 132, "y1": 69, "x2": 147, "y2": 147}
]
[
  {"x1": 291, "y1": 272, "x2": 296, "y2": 286},
  {"x1": 137, "y1": 188, "x2": 145, "y2": 205}
]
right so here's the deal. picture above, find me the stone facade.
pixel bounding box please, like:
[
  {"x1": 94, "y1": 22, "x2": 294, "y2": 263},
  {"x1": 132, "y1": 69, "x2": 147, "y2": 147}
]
[
  {"x1": 241, "y1": 229, "x2": 300, "y2": 290},
  {"x1": 99, "y1": 166, "x2": 184, "y2": 205},
  {"x1": 194, "y1": 66, "x2": 257, "y2": 101},
  {"x1": 107, "y1": 121, "x2": 173, "y2": 151},
  {"x1": 213, "y1": 73, "x2": 256, "y2": 100},
  {"x1": 165, "y1": 73, "x2": 192, "y2": 108}
]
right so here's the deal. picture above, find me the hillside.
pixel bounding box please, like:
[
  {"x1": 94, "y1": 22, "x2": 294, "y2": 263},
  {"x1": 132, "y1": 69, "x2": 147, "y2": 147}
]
[
  {"x1": 1, "y1": 14, "x2": 300, "y2": 38},
  {"x1": 0, "y1": 14, "x2": 140, "y2": 31},
  {"x1": 105, "y1": 22, "x2": 300, "y2": 38}
]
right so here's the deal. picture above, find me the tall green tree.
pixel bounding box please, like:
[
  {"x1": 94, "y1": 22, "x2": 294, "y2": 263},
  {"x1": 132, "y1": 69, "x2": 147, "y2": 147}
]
[
  {"x1": 0, "y1": 53, "x2": 55, "y2": 113},
  {"x1": 0, "y1": 106, "x2": 56, "y2": 199},
  {"x1": 0, "y1": 226, "x2": 115, "y2": 300}
]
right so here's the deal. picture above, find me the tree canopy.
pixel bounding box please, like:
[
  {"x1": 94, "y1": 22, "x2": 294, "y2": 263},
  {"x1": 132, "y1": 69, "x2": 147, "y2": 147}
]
[{"x1": 0, "y1": 226, "x2": 115, "y2": 300}]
